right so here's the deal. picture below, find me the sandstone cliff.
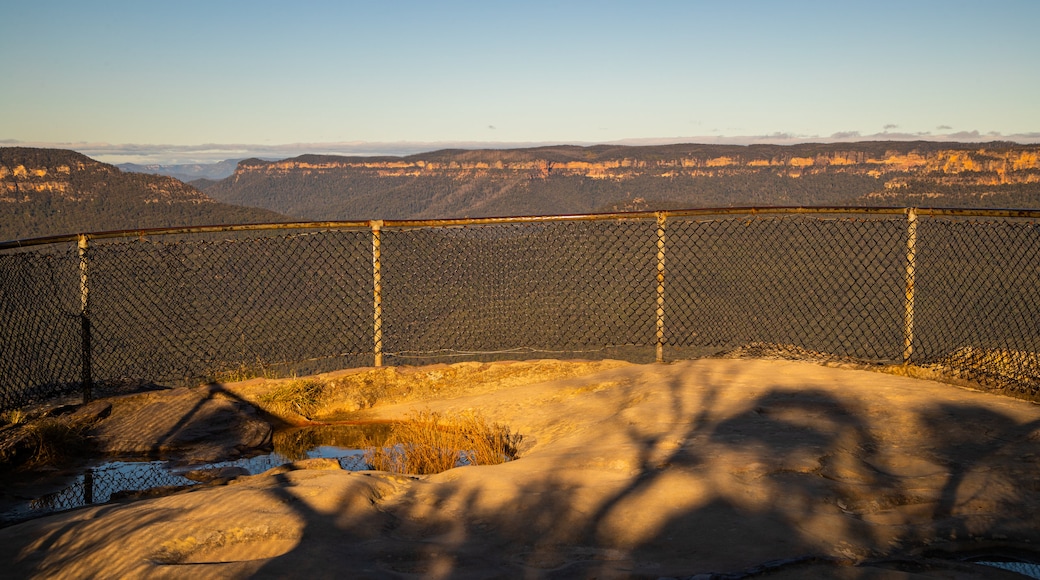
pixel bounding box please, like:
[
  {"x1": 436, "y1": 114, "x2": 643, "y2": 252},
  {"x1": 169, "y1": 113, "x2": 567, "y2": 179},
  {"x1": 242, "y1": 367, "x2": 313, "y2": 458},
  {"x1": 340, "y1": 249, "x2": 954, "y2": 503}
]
[
  {"x1": 229, "y1": 144, "x2": 1040, "y2": 186},
  {"x1": 0, "y1": 148, "x2": 287, "y2": 241},
  {"x1": 202, "y1": 142, "x2": 1040, "y2": 220},
  {"x1": 0, "y1": 148, "x2": 212, "y2": 205}
]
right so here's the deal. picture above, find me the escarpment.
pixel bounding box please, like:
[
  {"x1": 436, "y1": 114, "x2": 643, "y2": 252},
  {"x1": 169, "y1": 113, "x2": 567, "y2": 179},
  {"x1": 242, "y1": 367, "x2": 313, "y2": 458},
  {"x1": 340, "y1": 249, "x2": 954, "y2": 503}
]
[
  {"x1": 0, "y1": 147, "x2": 288, "y2": 240},
  {"x1": 202, "y1": 142, "x2": 1040, "y2": 220}
]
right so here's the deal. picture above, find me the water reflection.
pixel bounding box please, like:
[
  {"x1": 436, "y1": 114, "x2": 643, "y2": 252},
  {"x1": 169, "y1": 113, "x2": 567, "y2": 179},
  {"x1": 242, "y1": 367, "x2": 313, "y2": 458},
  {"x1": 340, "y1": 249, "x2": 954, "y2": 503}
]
[
  {"x1": 1, "y1": 424, "x2": 386, "y2": 526},
  {"x1": 273, "y1": 422, "x2": 393, "y2": 460},
  {"x1": 974, "y1": 560, "x2": 1040, "y2": 579}
]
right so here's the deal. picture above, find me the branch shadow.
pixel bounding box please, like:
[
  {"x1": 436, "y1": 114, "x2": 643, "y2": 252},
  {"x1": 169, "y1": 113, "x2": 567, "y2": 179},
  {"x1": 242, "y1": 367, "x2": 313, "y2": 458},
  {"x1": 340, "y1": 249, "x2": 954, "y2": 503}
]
[
  {"x1": 243, "y1": 361, "x2": 1040, "y2": 578},
  {"x1": 4, "y1": 360, "x2": 1040, "y2": 578}
]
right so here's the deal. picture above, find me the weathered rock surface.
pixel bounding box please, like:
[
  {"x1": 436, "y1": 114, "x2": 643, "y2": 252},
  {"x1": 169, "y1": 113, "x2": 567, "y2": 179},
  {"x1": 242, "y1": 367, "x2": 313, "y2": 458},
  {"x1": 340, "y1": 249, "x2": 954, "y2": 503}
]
[
  {"x1": 181, "y1": 466, "x2": 251, "y2": 483},
  {"x1": 88, "y1": 384, "x2": 272, "y2": 462},
  {"x1": 2, "y1": 359, "x2": 1038, "y2": 579}
]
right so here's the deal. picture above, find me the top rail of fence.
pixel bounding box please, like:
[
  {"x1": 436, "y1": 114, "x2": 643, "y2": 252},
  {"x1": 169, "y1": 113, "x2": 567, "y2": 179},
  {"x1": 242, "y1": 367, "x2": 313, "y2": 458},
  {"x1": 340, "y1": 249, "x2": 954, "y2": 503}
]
[{"x1": 4, "y1": 206, "x2": 1040, "y2": 251}]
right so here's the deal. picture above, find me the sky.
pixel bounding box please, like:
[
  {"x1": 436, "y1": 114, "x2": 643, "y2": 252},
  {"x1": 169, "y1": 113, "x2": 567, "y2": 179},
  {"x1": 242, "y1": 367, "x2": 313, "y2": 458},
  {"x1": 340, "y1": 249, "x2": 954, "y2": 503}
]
[{"x1": 2, "y1": 0, "x2": 1039, "y2": 165}]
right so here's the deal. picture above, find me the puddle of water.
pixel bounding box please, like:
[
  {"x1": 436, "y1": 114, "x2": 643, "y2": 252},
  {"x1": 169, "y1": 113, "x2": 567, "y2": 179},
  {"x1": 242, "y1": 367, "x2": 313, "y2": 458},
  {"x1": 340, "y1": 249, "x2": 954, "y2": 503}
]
[
  {"x1": 974, "y1": 560, "x2": 1040, "y2": 579},
  {"x1": 0, "y1": 420, "x2": 508, "y2": 527},
  {"x1": 0, "y1": 424, "x2": 386, "y2": 526},
  {"x1": 272, "y1": 422, "x2": 394, "y2": 461}
]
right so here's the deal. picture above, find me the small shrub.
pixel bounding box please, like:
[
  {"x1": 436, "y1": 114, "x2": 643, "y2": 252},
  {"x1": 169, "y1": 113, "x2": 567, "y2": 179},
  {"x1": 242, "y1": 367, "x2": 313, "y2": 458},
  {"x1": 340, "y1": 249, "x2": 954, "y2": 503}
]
[{"x1": 366, "y1": 410, "x2": 522, "y2": 475}]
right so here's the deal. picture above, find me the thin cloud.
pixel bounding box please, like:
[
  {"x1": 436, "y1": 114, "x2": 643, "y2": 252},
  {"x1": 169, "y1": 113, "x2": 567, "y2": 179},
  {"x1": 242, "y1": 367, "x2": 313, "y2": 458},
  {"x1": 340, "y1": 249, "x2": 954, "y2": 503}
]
[{"x1": 6, "y1": 131, "x2": 1040, "y2": 166}]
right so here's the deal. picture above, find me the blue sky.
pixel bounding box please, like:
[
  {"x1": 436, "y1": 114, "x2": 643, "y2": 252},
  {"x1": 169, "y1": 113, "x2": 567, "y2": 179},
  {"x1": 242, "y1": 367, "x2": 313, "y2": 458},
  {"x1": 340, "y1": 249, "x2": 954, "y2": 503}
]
[{"x1": 2, "y1": 0, "x2": 1039, "y2": 164}]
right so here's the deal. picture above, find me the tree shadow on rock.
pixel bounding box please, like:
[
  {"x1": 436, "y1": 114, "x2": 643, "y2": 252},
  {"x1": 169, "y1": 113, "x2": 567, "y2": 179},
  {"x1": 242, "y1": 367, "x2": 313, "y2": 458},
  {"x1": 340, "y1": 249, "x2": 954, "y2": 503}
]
[
  {"x1": 30, "y1": 361, "x2": 1027, "y2": 579},
  {"x1": 908, "y1": 402, "x2": 1040, "y2": 558},
  {"x1": 634, "y1": 387, "x2": 1040, "y2": 577}
]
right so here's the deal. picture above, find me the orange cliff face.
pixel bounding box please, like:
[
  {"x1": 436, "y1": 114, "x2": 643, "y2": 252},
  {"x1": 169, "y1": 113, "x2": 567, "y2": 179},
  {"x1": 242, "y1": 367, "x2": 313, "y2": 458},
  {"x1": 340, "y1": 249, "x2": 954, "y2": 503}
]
[
  {"x1": 1, "y1": 164, "x2": 75, "y2": 201},
  {"x1": 139, "y1": 178, "x2": 213, "y2": 204},
  {"x1": 231, "y1": 146, "x2": 1040, "y2": 188},
  {"x1": 0, "y1": 159, "x2": 212, "y2": 205}
]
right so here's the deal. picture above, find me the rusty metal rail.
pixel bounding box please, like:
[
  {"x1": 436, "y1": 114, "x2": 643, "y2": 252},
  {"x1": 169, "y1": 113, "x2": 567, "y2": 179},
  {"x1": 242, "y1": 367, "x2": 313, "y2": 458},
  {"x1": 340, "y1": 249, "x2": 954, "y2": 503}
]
[
  {"x1": 6, "y1": 206, "x2": 1040, "y2": 250},
  {"x1": 2, "y1": 206, "x2": 1039, "y2": 411}
]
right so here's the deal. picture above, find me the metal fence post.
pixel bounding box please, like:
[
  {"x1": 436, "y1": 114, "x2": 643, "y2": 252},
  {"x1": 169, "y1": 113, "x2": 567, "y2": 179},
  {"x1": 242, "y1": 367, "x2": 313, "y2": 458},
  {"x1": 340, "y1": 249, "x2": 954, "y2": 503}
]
[
  {"x1": 903, "y1": 208, "x2": 918, "y2": 365},
  {"x1": 78, "y1": 234, "x2": 93, "y2": 402},
  {"x1": 656, "y1": 212, "x2": 666, "y2": 363},
  {"x1": 371, "y1": 220, "x2": 384, "y2": 367},
  {"x1": 83, "y1": 468, "x2": 94, "y2": 505}
]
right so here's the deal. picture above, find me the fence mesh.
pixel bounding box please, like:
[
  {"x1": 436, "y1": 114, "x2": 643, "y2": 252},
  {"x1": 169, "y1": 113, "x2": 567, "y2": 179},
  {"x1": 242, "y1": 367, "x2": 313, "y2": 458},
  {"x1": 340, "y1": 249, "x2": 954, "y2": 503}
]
[
  {"x1": 665, "y1": 215, "x2": 909, "y2": 361},
  {"x1": 1, "y1": 210, "x2": 1038, "y2": 411},
  {"x1": 0, "y1": 248, "x2": 81, "y2": 408},
  {"x1": 86, "y1": 229, "x2": 372, "y2": 387},
  {"x1": 913, "y1": 218, "x2": 1040, "y2": 397},
  {"x1": 382, "y1": 220, "x2": 658, "y2": 363}
]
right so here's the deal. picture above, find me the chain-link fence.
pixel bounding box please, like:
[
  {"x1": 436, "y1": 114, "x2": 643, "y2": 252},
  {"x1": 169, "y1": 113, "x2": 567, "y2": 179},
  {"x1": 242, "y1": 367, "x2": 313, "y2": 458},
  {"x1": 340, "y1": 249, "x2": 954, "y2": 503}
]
[{"x1": 2, "y1": 208, "x2": 1038, "y2": 411}]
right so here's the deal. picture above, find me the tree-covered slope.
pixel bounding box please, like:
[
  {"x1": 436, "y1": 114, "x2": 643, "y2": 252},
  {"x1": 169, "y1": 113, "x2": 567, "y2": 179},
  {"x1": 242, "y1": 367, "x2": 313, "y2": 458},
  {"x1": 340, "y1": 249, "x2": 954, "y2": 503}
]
[
  {"x1": 201, "y1": 142, "x2": 1040, "y2": 220},
  {"x1": 1, "y1": 148, "x2": 289, "y2": 241}
]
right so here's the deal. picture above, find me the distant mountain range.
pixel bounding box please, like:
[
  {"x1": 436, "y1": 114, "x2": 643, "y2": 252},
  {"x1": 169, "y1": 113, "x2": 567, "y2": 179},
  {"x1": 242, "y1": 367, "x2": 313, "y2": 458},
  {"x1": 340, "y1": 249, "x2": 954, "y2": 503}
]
[
  {"x1": 6, "y1": 142, "x2": 1040, "y2": 242},
  {"x1": 116, "y1": 159, "x2": 243, "y2": 182},
  {"x1": 1, "y1": 147, "x2": 288, "y2": 241},
  {"x1": 198, "y1": 142, "x2": 1040, "y2": 220}
]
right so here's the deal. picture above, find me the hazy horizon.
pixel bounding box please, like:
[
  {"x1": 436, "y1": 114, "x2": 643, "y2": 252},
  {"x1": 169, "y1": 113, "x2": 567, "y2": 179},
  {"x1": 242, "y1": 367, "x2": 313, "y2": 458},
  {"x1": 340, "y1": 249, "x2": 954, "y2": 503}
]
[{"x1": 7, "y1": 129, "x2": 1040, "y2": 167}]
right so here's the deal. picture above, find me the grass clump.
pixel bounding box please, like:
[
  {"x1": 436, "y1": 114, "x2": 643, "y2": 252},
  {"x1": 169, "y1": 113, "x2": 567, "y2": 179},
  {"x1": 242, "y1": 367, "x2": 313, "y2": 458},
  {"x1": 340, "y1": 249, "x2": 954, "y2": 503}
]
[
  {"x1": 1, "y1": 409, "x2": 29, "y2": 428},
  {"x1": 367, "y1": 410, "x2": 523, "y2": 475},
  {"x1": 24, "y1": 420, "x2": 92, "y2": 466},
  {"x1": 0, "y1": 417, "x2": 92, "y2": 469},
  {"x1": 256, "y1": 379, "x2": 330, "y2": 420}
]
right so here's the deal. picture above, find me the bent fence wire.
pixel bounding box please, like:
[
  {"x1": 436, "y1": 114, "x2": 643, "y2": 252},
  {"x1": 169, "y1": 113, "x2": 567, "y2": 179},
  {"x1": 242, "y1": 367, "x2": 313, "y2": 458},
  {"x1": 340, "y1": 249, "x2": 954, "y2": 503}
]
[{"x1": 1, "y1": 208, "x2": 1039, "y2": 411}]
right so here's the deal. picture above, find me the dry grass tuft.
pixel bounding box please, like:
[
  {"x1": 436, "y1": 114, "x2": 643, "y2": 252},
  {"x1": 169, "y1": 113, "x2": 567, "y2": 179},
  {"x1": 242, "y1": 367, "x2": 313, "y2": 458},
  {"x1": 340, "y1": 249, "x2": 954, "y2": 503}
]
[
  {"x1": 881, "y1": 347, "x2": 1040, "y2": 403},
  {"x1": 367, "y1": 410, "x2": 522, "y2": 475},
  {"x1": 25, "y1": 420, "x2": 92, "y2": 466},
  {"x1": 936, "y1": 347, "x2": 1040, "y2": 384},
  {"x1": 0, "y1": 417, "x2": 92, "y2": 469},
  {"x1": 256, "y1": 379, "x2": 330, "y2": 420},
  {"x1": 1, "y1": 409, "x2": 29, "y2": 427}
]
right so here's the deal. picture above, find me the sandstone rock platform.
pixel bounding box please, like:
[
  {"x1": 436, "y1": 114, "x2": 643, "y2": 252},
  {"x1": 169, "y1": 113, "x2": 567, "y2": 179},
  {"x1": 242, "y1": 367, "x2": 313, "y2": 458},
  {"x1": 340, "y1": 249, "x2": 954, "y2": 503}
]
[{"x1": 1, "y1": 358, "x2": 1038, "y2": 579}]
